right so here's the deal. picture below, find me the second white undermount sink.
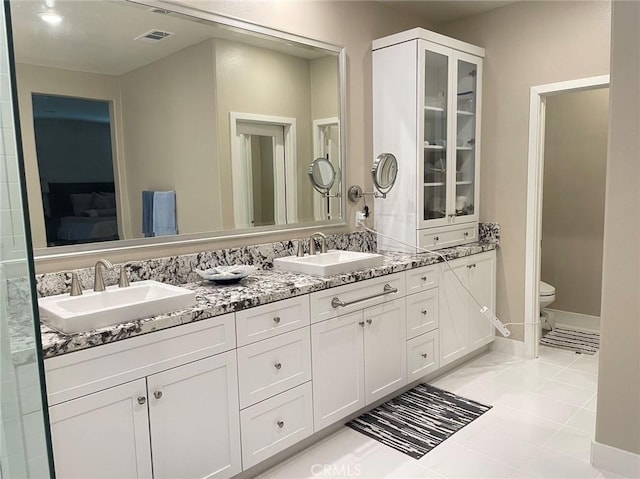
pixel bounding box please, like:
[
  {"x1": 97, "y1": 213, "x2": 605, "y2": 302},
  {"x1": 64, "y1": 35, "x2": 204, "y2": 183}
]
[
  {"x1": 38, "y1": 280, "x2": 197, "y2": 334},
  {"x1": 273, "y1": 250, "x2": 384, "y2": 277}
]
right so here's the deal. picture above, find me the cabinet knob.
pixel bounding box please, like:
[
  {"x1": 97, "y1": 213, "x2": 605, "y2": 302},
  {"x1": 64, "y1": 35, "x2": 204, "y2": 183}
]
[
  {"x1": 421, "y1": 353, "x2": 428, "y2": 359},
  {"x1": 277, "y1": 420, "x2": 285, "y2": 429},
  {"x1": 137, "y1": 396, "x2": 146, "y2": 405},
  {"x1": 464, "y1": 232, "x2": 469, "y2": 237},
  {"x1": 273, "y1": 316, "x2": 281, "y2": 324},
  {"x1": 366, "y1": 319, "x2": 373, "y2": 325},
  {"x1": 274, "y1": 362, "x2": 282, "y2": 370},
  {"x1": 421, "y1": 310, "x2": 428, "y2": 315},
  {"x1": 359, "y1": 321, "x2": 365, "y2": 327},
  {"x1": 153, "y1": 390, "x2": 163, "y2": 400},
  {"x1": 434, "y1": 236, "x2": 440, "y2": 241},
  {"x1": 421, "y1": 276, "x2": 428, "y2": 281}
]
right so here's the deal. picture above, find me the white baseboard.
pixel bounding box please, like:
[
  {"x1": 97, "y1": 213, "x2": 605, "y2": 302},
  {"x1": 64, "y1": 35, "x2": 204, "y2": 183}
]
[
  {"x1": 591, "y1": 440, "x2": 640, "y2": 478},
  {"x1": 546, "y1": 308, "x2": 600, "y2": 332},
  {"x1": 491, "y1": 336, "x2": 526, "y2": 358}
]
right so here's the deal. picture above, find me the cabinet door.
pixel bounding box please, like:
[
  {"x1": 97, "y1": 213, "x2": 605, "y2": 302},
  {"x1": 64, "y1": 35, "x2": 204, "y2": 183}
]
[
  {"x1": 469, "y1": 251, "x2": 496, "y2": 349},
  {"x1": 363, "y1": 298, "x2": 407, "y2": 404},
  {"x1": 147, "y1": 351, "x2": 241, "y2": 479},
  {"x1": 49, "y1": 379, "x2": 152, "y2": 479},
  {"x1": 439, "y1": 257, "x2": 470, "y2": 366},
  {"x1": 451, "y1": 51, "x2": 482, "y2": 225},
  {"x1": 311, "y1": 311, "x2": 365, "y2": 431},
  {"x1": 420, "y1": 40, "x2": 454, "y2": 229}
]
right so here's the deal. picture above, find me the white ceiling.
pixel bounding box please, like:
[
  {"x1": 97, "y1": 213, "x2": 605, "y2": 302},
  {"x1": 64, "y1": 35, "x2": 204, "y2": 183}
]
[{"x1": 378, "y1": 0, "x2": 517, "y2": 24}]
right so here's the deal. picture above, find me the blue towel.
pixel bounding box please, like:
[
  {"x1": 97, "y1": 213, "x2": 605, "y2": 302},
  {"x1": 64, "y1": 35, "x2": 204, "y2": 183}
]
[
  {"x1": 152, "y1": 191, "x2": 177, "y2": 237},
  {"x1": 142, "y1": 191, "x2": 155, "y2": 237}
]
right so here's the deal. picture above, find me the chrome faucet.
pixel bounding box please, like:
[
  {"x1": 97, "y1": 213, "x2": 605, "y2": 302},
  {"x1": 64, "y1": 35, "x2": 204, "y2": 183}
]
[
  {"x1": 94, "y1": 259, "x2": 114, "y2": 292},
  {"x1": 309, "y1": 232, "x2": 328, "y2": 255}
]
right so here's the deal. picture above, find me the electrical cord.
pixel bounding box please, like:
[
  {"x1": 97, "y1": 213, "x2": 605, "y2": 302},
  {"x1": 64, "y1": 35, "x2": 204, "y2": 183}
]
[{"x1": 359, "y1": 222, "x2": 530, "y2": 336}]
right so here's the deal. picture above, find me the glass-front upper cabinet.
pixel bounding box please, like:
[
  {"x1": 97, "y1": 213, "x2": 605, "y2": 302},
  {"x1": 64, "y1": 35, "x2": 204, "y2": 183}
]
[{"x1": 419, "y1": 40, "x2": 482, "y2": 230}]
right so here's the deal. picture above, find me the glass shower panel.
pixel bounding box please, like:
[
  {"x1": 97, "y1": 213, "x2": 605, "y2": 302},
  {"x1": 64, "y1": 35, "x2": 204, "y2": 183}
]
[
  {"x1": 455, "y1": 59, "x2": 477, "y2": 217},
  {"x1": 423, "y1": 50, "x2": 448, "y2": 221},
  {"x1": 1, "y1": 3, "x2": 53, "y2": 478}
]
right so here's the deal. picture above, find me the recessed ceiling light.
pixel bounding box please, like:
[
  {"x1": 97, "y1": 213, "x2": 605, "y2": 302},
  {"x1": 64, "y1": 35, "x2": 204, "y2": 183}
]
[{"x1": 38, "y1": 11, "x2": 63, "y2": 25}]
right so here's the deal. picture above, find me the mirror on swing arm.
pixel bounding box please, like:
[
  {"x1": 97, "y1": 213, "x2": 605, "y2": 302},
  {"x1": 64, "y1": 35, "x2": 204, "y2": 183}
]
[{"x1": 347, "y1": 153, "x2": 398, "y2": 202}]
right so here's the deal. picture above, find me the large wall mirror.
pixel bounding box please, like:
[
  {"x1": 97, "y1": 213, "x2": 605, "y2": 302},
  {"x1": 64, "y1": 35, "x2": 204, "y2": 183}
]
[{"x1": 9, "y1": 0, "x2": 345, "y2": 257}]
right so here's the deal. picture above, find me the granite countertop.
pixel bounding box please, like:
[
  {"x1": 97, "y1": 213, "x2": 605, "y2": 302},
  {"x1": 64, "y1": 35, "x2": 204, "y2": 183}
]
[{"x1": 36, "y1": 242, "x2": 497, "y2": 360}]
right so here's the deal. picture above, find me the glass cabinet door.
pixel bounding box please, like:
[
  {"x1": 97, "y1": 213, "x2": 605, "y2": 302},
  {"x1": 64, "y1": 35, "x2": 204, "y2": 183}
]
[
  {"x1": 454, "y1": 57, "x2": 479, "y2": 219},
  {"x1": 422, "y1": 49, "x2": 449, "y2": 224}
]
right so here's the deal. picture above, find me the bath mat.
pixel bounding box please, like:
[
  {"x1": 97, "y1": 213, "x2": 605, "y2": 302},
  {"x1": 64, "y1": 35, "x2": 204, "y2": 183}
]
[
  {"x1": 540, "y1": 326, "x2": 600, "y2": 355},
  {"x1": 346, "y1": 384, "x2": 491, "y2": 459}
]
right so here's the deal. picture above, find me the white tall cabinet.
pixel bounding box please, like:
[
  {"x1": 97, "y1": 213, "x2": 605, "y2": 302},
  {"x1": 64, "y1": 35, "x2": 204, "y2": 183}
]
[{"x1": 373, "y1": 28, "x2": 485, "y2": 251}]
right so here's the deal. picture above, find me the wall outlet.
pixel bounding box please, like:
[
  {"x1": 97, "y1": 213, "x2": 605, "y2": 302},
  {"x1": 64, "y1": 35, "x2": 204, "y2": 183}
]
[{"x1": 355, "y1": 211, "x2": 366, "y2": 228}]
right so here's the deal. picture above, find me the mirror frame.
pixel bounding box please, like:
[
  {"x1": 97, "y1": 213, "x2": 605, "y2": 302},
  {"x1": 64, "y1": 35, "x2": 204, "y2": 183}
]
[{"x1": 13, "y1": 0, "x2": 347, "y2": 261}]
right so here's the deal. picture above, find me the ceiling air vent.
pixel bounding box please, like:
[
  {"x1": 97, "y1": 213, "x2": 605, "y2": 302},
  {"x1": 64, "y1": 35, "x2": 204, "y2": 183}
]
[{"x1": 134, "y1": 29, "x2": 174, "y2": 43}]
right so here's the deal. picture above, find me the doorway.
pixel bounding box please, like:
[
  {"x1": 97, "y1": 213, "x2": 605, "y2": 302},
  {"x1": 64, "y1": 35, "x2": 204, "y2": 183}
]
[{"x1": 524, "y1": 75, "x2": 609, "y2": 358}]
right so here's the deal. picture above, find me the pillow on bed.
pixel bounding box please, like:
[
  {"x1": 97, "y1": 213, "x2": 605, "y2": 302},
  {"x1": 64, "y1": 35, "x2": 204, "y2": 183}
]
[
  {"x1": 81, "y1": 208, "x2": 117, "y2": 218},
  {"x1": 92, "y1": 192, "x2": 116, "y2": 209},
  {"x1": 69, "y1": 193, "x2": 94, "y2": 216}
]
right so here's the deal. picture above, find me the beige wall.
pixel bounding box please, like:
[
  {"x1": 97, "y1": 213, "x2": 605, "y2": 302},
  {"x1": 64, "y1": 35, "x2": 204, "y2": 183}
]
[
  {"x1": 14, "y1": 64, "x2": 126, "y2": 247},
  {"x1": 34, "y1": 0, "x2": 430, "y2": 272},
  {"x1": 214, "y1": 38, "x2": 313, "y2": 228},
  {"x1": 541, "y1": 88, "x2": 608, "y2": 317},
  {"x1": 595, "y1": 0, "x2": 640, "y2": 457},
  {"x1": 438, "y1": 1, "x2": 611, "y2": 340},
  {"x1": 120, "y1": 39, "x2": 221, "y2": 237}
]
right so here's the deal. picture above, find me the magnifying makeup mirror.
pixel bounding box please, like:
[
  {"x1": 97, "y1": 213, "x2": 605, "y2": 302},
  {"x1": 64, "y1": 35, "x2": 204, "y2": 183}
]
[
  {"x1": 348, "y1": 153, "x2": 398, "y2": 202},
  {"x1": 309, "y1": 157, "x2": 338, "y2": 196}
]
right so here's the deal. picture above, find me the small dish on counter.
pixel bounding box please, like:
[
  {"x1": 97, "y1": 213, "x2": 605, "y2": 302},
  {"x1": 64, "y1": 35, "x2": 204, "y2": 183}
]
[{"x1": 194, "y1": 265, "x2": 257, "y2": 284}]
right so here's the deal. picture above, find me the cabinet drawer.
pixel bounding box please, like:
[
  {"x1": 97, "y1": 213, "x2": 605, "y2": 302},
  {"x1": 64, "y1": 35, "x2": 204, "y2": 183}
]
[
  {"x1": 407, "y1": 330, "x2": 439, "y2": 382},
  {"x1": 237, "y1": 328, "x2": 311, "y2": 408},
  {"x1": 240, "y1": 382, "x2": 313, "y2": 470},
  {"x1": 418, "y1": 225, "x2": 477, "y2": 250},
  {"x1": 406, "y1": 265, "x2": 438, "y2": 294},
  {"x1": 236, "y1": 296, "x2": 310, "y2": 347},
  {"x1": 406, "y1": 289, "x2": 439, "y2": 339},
  {"x1": 310, "y1": 273, "x2": 405, "y2": 324},
  {"x1": 45, "y1": 313, "x2": 236, "y2": 406}
]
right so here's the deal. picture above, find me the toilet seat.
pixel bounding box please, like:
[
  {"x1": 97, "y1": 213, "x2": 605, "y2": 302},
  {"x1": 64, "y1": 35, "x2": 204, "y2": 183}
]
[{"x1": 540, "y1": 281, "x2": 555, "y2": 297}]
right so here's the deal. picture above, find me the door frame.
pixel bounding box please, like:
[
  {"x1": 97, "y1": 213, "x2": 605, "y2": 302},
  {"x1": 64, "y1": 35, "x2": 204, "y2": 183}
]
[
  {"x1": 312, "y1": 117, "x2": 340, "y2": 221},
  {"x1": 524, "y1": 75, "x2": 609, "y2": 359},
  {"x1": 230, "y1": 112, "x2": 297, "y2": 228}
]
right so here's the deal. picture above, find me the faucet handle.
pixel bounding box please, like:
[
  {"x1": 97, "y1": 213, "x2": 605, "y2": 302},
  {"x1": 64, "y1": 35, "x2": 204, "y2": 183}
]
[
  {"x1": 296, "y1": 240, "x2": 305, "y2": 257},
  {"x1": 118, "y1": 263, "x2": 131, "y2": 288},
  {"x1": 69, "y1": 271, "x2": 83, "y2": 296}
]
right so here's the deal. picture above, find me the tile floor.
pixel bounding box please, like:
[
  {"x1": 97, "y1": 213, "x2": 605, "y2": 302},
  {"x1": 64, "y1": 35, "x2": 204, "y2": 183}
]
[{"x1": 260, "y1": 346, "x2": 626, "y2": 479}]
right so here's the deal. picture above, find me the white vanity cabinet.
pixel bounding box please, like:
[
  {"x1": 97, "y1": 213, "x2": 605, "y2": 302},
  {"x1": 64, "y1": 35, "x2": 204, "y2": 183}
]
[
  {"x1": 373, "y1": 28, "x2": 485, "y2": 251},
  {"x1": 311, "y1": 296, "x2": 406, "y2": 432},
  {"x1": 439, "y1": 250, "x2": 496, "y2": 367},
  {"x1": 46, "y1": 314, "x2": 242, "y2": 479}
]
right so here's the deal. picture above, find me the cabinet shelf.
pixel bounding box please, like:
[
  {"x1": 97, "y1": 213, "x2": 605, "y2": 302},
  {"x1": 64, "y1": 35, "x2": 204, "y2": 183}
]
[
  {"x1": 425, "y1": 105, "x2": 445, "y2": 112},
  {"x1": 456, "y1": 181, "x2": 473, "y2": 185},
  {"x1": 424, "y1": 182, "x2": 445, "y2": 187},
  {"x1": 456, "y1": 146, "x2": 474, "y2": 151},
  {"x1": 456, "y1": 110, "x2": 474, "y2": 116},
  {"x1": 424, "y1": 143, "x2": 444, "y2": 150}
]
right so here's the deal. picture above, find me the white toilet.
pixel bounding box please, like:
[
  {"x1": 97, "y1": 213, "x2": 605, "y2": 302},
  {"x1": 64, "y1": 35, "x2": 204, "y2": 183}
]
[
  {"x1": 539, "y1": 281, "x2": 556, "y2": 331},
  {"x1": 539, "y1": 281, "x2": 556, "y2": 309}
]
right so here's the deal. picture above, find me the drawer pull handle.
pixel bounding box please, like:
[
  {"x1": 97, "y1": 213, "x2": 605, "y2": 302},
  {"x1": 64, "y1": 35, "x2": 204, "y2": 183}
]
[
  {"x1": 421, "y1": 310, "x2": 428, "y2": 315},
  {"x1": 421, "y1": 353, "x2": 428, "y2": 359},
  {"x1": 137, "y1": 396, "x2": 146, "y2": 405},
  {"x1": 277, "y1": 420, "x2": 285, "y2": 428},
  {"x1": 331, "y1": 284, "x2": 398, "y2": 308},
  {"x1": 366, "y1": 319, "x2": 373, "y2": 325},
  {"x1": 467, "y1": 264, "x2": 476, "y2": 269},
  {"x1": 274, "y1": 362, "x2": 282, "y2": 370},
  {"x1": 421, "y1": 276, "x2": 428, "y2": 281},
  {"x1": 273, "y1": 316, "x2": 281, "y2": 324},
  {"x1": 153, "y1": 390, "x2": 163, "y2": 400},
  {"x1": 434, "y1": 236, "x2": 440, "y2": 241},
  {"x1": 359, "y1": 321, "x2": 365, "y2": 327}
]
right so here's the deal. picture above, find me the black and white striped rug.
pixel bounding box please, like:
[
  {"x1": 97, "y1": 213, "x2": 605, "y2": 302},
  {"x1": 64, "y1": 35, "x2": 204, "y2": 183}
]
[
  {"x1": 540, "y1": 327, "x2": 600, "y2": 355},
  {"x1": 346, "y1": 384, "x2": 491, "y2": 459}
]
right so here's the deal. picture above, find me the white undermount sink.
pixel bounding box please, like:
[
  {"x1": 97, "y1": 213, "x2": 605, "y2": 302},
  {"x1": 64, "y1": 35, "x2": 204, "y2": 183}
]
[
  {"x1": 38, "y1": 280, "x2": 196, "y2": 334},
  {"x1": 273, "y1": 250, "x2": 384, "y2": 277}
]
